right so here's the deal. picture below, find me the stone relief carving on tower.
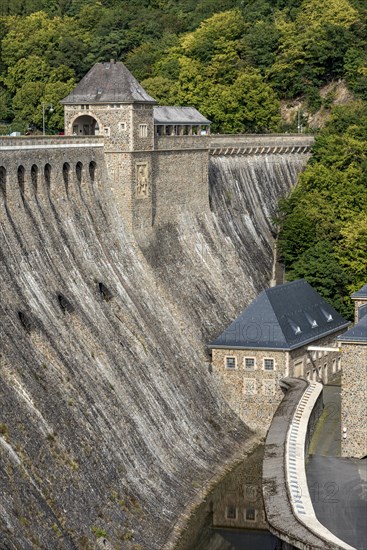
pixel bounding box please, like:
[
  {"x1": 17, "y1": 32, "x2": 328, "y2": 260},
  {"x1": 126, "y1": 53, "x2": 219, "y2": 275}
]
[{"x1": 136, "y1": 163, "x2": 149, "y2": 198}]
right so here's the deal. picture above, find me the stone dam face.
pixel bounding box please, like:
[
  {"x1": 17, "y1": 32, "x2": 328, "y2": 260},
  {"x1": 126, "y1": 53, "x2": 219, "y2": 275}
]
[{"x1": 0, "y1": 143, "x2": 310, "y2": 549}]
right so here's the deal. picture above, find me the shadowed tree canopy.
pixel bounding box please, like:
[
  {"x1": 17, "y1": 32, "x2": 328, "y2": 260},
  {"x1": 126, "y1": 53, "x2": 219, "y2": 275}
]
[{"x1": 277, "y1": 102, "x2": 367, "y2": 318}]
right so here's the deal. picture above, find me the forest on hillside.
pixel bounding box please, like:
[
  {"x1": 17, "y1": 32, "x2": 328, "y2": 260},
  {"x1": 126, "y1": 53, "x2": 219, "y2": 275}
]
[
  {"x1": 0, "y1": 0, "x2": 366, "y2": 314},
  {"x1": 0, "y1": 0, "x2": 366, "y2": 133}
]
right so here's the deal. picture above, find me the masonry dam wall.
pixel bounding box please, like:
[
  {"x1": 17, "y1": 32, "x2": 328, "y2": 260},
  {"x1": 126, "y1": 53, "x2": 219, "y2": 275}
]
[{"x1": 0, "y1": 135, "x2": 312, "y2": 548}]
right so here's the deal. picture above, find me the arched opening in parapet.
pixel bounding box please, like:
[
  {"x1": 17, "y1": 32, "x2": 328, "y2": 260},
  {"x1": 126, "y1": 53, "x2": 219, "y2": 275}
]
[
  {"x1": 0, "y1": 166, "x2": 6, "y2": 200},
  {"x1": 72, "y1": 115, "x2": 99, "y2": 136},
  {"x1": 89, "y1": 161, "x2": 97, "y2": 183},
  {"x1": 76, "y1": 162, "x2": 83, "y2": 185},
  {"x1": 31, "y1": 164, "x2": 38, "y2": 194},
  {"x1": 63, "y1": 162, "x2": 70, "y2": 195},
  {"x1": 44, "y1": 164, "x2": 51, "y2": 190},
  {"x1": 17, "y1": 165, "x2": 25, "y2": 201}
]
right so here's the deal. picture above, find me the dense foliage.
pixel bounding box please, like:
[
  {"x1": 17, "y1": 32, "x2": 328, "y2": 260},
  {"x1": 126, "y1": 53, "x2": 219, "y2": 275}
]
[
  {"x1": 0, "y1": 0, "x2": 366, "y2": 132},
  {"x1": 0, "y1": 0, "x2": 366, "y2": 314},
  {"x1": 277, "y1": 102, "x2": 367, "y2": 318}
]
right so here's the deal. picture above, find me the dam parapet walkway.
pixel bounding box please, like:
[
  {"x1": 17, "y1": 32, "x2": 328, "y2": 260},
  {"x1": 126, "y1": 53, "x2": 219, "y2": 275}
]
[
  {"x1": 209, "y1": 134, "x2": 315, "y2": 155},
  {"x1": 263, "y1": 378, "x2": 355, "y2": 550}
]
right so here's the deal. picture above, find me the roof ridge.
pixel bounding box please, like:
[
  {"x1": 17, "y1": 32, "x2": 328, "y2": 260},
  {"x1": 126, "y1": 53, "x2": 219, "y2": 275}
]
[{"x1": 264, "y1": 289, "x2": 291, "y2": 345}]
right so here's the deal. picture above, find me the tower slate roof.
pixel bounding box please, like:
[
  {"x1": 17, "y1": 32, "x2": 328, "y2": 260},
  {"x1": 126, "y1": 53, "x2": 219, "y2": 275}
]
[
  {"x1": 61, "y1": 61, "x2": 157, "y2": 105},
  {"x1": 337, "y1": 313, "x2": 367, "y2": 344},
  {"x1": 209, "y1": 279, "x2": 349, "y2": 351},
  {"x1": 351, "y1": 283, "x2": 367, "y2": 299},
  {"x1": 153, "y1": 106, "x2": 211, "y2": 125}
]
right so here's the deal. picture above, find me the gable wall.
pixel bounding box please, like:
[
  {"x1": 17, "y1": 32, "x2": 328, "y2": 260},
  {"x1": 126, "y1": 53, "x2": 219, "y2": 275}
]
[
  {"x1": 341, "y1": 342, "x2": 367, "y2": 458},
  {"x1": 211, "y1": 330, "x2": 344, "y2": 433}
]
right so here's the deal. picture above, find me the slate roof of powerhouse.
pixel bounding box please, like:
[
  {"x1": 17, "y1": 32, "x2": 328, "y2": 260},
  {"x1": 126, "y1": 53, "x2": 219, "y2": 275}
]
[
  {"x1": 337, "y1": 306, "x2": 367, "y2": 343},
  {"x1": 61, "y1": 62, "x2": 157, "y2": 104},
  {"x1": 209, "y1": 279, "x2": 349, "y2": 351},
  {"x1": 351, "y1": 283, "x2": 367, "y2": 299},
  {"x1": 153, "y1": 106, "x2": 211, "y2": 125}
]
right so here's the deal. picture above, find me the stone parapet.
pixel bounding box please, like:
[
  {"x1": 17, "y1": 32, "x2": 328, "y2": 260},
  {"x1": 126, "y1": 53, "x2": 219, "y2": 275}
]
[
  {"x1": 210, "y1": 134, "x2": 315, "y2": 155},
  {"x1": 0, "y1": 136, "x2": 103, "y2": 149},
  {"x1": 154, "y1": 135, "x2": 208, "y2": 150},
  {"x1": 263, "y1": 378, "x2": 354, "y2": 550}
]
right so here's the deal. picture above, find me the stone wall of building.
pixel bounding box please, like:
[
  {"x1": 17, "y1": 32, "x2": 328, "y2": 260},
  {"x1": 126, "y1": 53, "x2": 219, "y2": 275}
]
[
  {"x1": 353, "y1": 299, "x2": 367, "y2": 322},
  {"x1": 289, "y1": 331, "x2": 345, "y2": 384},
  {"x1": 211, "y1": 347, "x2": 287, "y2": 432},
  {"x1": 211, "y1": 331, "x2": 344, "y2": 433},
  {"x1": 341, "y1": 343, "x2": 367, "y2": 458}
]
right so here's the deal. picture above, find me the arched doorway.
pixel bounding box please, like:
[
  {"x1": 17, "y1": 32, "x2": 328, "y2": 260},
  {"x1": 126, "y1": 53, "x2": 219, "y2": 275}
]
[{"x1": 72, "y1": 115, "x2": 99, "y2": 136}]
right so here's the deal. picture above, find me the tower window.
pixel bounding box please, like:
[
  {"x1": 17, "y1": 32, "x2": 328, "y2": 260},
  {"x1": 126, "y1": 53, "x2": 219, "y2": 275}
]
[
  {"x1": 119, "y1": 122, "x2": 126, "y2": 132},
  {"x1": 139, "y1": 124, "x2": 148, "y2": 138}
]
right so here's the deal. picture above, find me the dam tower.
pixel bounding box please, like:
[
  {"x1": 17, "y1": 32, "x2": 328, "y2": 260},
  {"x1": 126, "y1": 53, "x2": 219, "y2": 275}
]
[{"x1": 61, "y1": 60, "x2": 157, "y2": 230}]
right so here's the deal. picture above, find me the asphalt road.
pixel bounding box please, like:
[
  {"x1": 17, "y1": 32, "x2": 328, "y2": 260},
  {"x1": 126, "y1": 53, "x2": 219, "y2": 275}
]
[
  {"x1": 307, "y1": 384, "x2": 367, "y2": 550},
  {"x1": 307, "y1": 455, "x2": 367, "y2": 549}
]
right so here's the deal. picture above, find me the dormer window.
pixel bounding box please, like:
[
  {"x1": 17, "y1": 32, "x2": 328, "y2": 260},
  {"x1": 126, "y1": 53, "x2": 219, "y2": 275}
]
[
  {"x1": 287, "y1": 316, "x2": 302, "y2": 335},
  {"x1": 305, "y1": 312, "x2": 318, "y2": 328},
  {"x1": 320, "y1": 307, "x2": 333, "y2": 322}
]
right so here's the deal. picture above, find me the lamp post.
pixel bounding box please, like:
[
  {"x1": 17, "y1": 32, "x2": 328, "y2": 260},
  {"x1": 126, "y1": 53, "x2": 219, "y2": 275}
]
[{"x1": 42, "y1": 103, "x2": 54, "y2": 136}]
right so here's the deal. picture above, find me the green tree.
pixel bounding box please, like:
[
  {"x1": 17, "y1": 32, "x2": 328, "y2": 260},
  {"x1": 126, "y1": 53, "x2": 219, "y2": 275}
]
[
  {"x1": 277, "y1": 101, "x2": 367, "y2": 319},
  {"x1": 269, "y1": 0, "x2": 359, "y2": 96},
  {"x1": 142, "y1": 10, "x2": 280, "y2": 132},
  {"x1": 286, "y1": 241, "x2": 352, "y2": 318}
]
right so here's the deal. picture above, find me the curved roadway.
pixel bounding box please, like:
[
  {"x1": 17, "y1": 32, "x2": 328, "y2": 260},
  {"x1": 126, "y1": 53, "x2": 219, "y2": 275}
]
[{"x1": 306, "y1": 384, "x2": 367, "y2": 550}]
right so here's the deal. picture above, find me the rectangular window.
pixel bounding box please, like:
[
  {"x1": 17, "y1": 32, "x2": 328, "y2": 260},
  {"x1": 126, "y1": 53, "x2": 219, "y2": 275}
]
[
  {"x1": 226, "y1": 505, "x2": 237, "y2": 520},
  {"x1": 225, "y1": 356, "x2": 236, "y2": 369},
  {"x1": 245, "y1": 508, "x2": 256, "y2": 521},
  {"x1": 104, "y1": 127, "x2": 110, "y2": 136},
  {"x1": 139, "y1": 124, "x2": 148, "y2": 138},
  {"x1": 264, "y1": 358, "x2": 274, "y2": 371},
  {"x1": 118, "y1": 122, "x2": 126, "y2": 132},
  {"x1": 294, "y1": 361, "x2": 303, "y2": 378},
  {"x1": 244, "y1": 357, "x2": 255, "y2": 370}
]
